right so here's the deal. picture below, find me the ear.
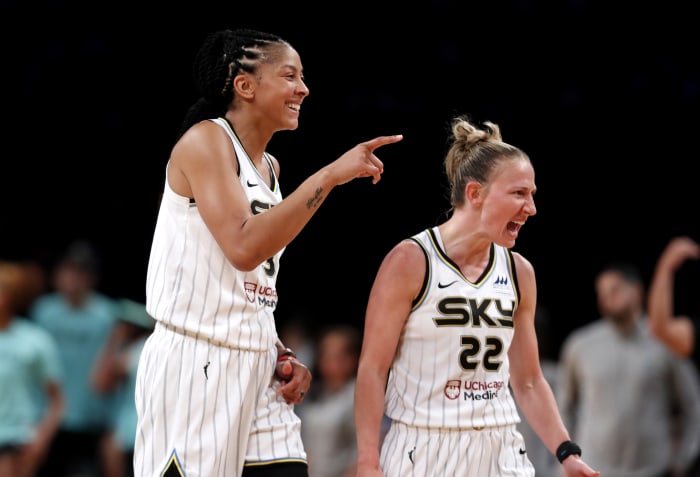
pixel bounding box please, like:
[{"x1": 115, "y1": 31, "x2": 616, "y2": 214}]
[
  {"x1": 233, "y1": 73, "x2": 255, "y2": 100},
  {"x1": 465, "y1": 180, "x2": 483, "y2": 205}
]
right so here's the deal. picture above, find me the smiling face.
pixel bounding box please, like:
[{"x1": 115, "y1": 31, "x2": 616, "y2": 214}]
[
  {"x1": 243, "y1": 44, "x2": 309, "y2": 133},
  {"x1": 477, "y1": 156, "x2": 537, "y2": 248}
]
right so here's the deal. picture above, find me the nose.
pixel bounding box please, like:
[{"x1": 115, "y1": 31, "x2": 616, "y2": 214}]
[
  {"x1": 298, "y1": 79, "x2": 310, "y2": 97},
  {"x1": 525, "y1": 195, "x2": 537, "y2": 216}
]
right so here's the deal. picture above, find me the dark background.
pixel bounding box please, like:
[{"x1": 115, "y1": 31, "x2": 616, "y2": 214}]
[{"x1": 4, "y1": 0, "x2": 700, "y2": 354}]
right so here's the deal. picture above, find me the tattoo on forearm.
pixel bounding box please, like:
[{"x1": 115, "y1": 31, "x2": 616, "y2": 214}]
[{"x1": 306, "y1": 187, "x2": 324, "y2": 209}]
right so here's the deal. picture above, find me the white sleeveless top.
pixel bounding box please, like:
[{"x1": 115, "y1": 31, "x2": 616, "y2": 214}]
[
  {"x1": 384, "y1": 227, "x2": 522, "y2": 429},
  {"x1": 145, "y1": 117, "x2": 284, "y2": 351}
]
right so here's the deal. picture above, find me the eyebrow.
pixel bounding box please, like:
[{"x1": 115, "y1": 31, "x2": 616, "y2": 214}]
[{"x1": 281, "y1": 64, "x2": 302, "y2": 72}]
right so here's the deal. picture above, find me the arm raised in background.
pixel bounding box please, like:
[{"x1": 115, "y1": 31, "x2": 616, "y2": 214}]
[{"x1": 647, "y1": 236, "x2": 700, "y2": 358}]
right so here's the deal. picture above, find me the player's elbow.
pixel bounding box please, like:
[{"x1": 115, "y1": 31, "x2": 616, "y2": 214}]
[
  {"x1": 647, "y1": 312, "x2": 667, "y2": 338},
  {"x1": 219, "y1": 219, "x2": 277, "y2": 271},
  {"x1": 223, "y1": 245, "x2": 267, "y2": 272},
  {"x1": 509, "y1": 369, "x2": 542, "y2": 397},
  {"x1": 226, "y1": 253, "x2": 262, "y2": 272}
]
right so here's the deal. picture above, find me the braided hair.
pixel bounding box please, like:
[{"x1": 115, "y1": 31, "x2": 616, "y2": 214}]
[{"x1": 177, "y1": 28, "x2": 291, "y2": 140}]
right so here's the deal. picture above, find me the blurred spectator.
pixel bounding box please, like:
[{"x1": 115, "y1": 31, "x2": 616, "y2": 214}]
[
  {"x1": 278, "y1": 317, "x2": 316, "y2": 372},
  {"x1": 298, "y1": 324, "x2": 361, "y2": 477},
  {"x1": 648, "y1": 236, "x2": 700, "y2": 476},
  {"x1": 30, "y1": 240, "x2": 120, "y2": 477},
  {"x1": 558, "y1": 262, "x2": 700, "y2": 477},
  {"x1": 15, "y1": 260, "x2": 47, "y2": 317},
  {"x1": 648, "y1": 236, "x2": 700, "y2": 362},
  {"x1": 515, "y1": 305, "x2": 560, "y2": 477},
  {"x1": 92, "y1": 299, "x2": 154, "y2": 477},
  {"x1": 0, "y1": 261, "x2": 63, "y2": 477}
]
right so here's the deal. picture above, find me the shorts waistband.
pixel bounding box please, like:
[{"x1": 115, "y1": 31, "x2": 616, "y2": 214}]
[
  {"x1": 390, "y1": 420, "x2": 515, "y2": 433},
  {"x1": 156, "y1": 321, "x2": 238, "y2": 351}
]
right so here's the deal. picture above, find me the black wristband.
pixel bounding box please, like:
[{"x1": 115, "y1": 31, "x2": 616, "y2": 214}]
[{"x1": 556, "y1": 440, "x2": 582, "y2": 463}]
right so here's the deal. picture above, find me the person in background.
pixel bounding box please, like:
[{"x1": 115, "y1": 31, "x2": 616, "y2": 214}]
[
  {"x1": 30, "y1": 240, "x2": 120, "y2": 477},
  {"x1": 0, "y1": 261, "x2": 63, "y2": 477},
  {"x1": 647, "y1": 236, "x2": 700, "y2": 477},
  {"x1": 134, "y1": 28, "x2": 402, "y2": 477},
  {"x1": 557, "y1": 261, "x2": 700, "y2": 477},
  {"x1": 298, "y1": 324, "x2": 361, "y2": 477},
  {"x1": 278, "y1": 317, "x2": 316, "y2": 374},
  {"x1": 354, "y1": 114, "x2": 599, "y2": 477},
  {"x1": 92, "y1": 299, "x2": 155, "y2": 477}
]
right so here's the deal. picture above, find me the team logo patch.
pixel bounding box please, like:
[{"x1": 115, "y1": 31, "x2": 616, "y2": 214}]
[
  {"x1": 444, "y1": 379, "x2": 461, "y2": 400},
  {"x1": 243, "y1": 282, "x2": 278, "y2": 308},
  {"x1": 244, "y1": 282, "x2": 257, "y2": 303}
]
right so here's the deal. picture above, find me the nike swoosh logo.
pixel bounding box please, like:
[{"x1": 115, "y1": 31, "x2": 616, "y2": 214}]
[
  {"x1": 437, "y1": 280, "x2": 458, "y2": 289},
  {"x1": 246, "y1": 180, "x2": 258, "y2": 187},
  {"x1": 519, "y1": 448, "x2": 526, "y2": 455}
]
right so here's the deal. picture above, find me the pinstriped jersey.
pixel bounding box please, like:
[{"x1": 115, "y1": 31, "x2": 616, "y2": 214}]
[
  {"x1": 145, "y1": 117, "x2": 284, "y2": 351},
  {"x1": 384, "y1": 227, "x2": 522, "y2": 429}
]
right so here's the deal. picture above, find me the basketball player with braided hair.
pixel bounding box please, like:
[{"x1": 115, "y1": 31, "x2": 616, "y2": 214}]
[
  {"x1": 134, "y1": 28, "x2": 402, "y2": 477},
  {"x1": 354, "y1": 115, "x2": 599, "y2": 476}
]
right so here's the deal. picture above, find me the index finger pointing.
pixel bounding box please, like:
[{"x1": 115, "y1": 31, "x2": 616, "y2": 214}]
[{"x1": 363, "y1": 134, "x2": 403, "y2": 152}]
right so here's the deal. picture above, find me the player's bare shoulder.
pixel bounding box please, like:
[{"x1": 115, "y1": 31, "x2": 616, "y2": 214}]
[
  {"x1": 510, "y1": 251, "x2": 534, "y2": 277},
  {"x1": 173, "y1": 120, "x2": 233, "y2": 163},
  {"x1": 510, "y1": 250, "x2": 537, "y2": 300},
  {"x1": 387, "y1": 238, "x2": 425, "y2": 267},
  {"x1": 170, "y1": 121, "x2": 239, "y2": 194},
  {"x1": 375, "y1": 238, "x2": 426, "y2": 292}
]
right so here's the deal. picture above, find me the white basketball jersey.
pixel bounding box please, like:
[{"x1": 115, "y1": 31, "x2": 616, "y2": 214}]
[
  {"x1": 145, "y1": 117, "x2": 284, "y2": 351},
  {"x1": 385, "y1": 227, "x2": 522, "y2": 429}
]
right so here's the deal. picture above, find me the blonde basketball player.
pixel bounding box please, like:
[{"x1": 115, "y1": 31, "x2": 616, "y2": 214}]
[
  {"x1": 134, "y1": 28, "x2": 402, "y2": 477},
  {"x1": 354, "y1": 115, "x2": 599, "y2": 477}
]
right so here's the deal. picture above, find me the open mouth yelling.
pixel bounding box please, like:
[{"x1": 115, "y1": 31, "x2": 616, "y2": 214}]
[{"x1": 507, "y1": 221, "x2": 523, "y2": 236}]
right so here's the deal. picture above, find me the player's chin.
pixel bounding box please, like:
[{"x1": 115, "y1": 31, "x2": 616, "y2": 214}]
[
  {"x1": 279, "y1": 113, "x2": 300, "y2": 130},
  {"x1": 496, "y1": 235, "x2": 517, "y2": 249}
]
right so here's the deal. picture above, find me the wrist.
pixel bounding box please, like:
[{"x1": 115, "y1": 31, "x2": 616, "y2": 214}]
[
  {"x1": 277, "y1": 347, "x2": 297, "y2": 362},
  {"x1": 356, "y1": 452, "x2": 382, "y2": 471},
  {"x1": 555, "y1": 440, "x2": 582, "y2": 463}
]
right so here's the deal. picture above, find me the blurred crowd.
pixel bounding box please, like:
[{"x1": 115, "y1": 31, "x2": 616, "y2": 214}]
[
  {"x1": 2, "y1": 239, "x2": 700, "y2": 477},
  {"x1": 0, "y1": 239, "x2": 369, "y2": 477},
  {"x1": 0, "y1": 240, "x2": 152, "y2": 477}
]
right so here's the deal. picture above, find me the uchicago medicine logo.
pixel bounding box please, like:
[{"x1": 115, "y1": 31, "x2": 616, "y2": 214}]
[
  {"x1": 444, "y1": 379, "x2": 505, "y2": 400},
  {"x1": 244, "y1": 282, "x2": 278, "y2": 308}
]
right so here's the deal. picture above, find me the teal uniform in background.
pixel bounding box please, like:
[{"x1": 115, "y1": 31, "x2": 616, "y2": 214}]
[
  {"x1": 31, "y1": 292, "x2": 119, "y2": 431},
  {"x1": 0, "y1": 317, "x2": 62, "y2": 447}
]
